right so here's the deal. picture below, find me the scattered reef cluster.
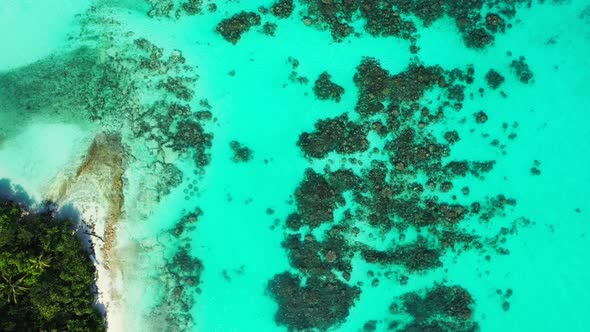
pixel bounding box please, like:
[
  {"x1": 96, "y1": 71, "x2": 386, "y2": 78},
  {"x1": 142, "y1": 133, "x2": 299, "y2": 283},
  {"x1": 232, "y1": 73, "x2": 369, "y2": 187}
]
[
  {"x1": 149, "y1": 208, "x2": 204, "y2": 330},
  {"x1": 297, "y1": 0, "x2": 531, "y2": 49},
  {"x1": 185, "y1": 0, "x2": 535, "y2": 51},
  {"x1": 140, "y1": 0, "x2": 542, "y2": 53},
  {"x1": 138, "y1": 0, "x2": 534, "y2": 51},
  {"x1": 510, "y1": 56, "x2": 534, "y2": 84},
  {"x1": 268, "y1": 55, "x2": 533, "y2": 331},
  {"x1": 230, "y1": 141, "x2": 254, "y2": 163}
]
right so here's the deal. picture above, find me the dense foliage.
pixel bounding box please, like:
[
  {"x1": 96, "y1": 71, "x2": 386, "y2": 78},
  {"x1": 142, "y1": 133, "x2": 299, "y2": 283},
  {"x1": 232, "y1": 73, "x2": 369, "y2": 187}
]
[{"x1": 0, "y1": 200, "x2": 105, "y2": 331}]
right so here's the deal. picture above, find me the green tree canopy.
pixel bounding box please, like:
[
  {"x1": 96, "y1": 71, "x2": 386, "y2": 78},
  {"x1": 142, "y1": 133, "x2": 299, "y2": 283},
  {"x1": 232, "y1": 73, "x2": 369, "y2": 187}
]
[{"x1": 0, "y1": 199, "x2": 105, "y2": 331}]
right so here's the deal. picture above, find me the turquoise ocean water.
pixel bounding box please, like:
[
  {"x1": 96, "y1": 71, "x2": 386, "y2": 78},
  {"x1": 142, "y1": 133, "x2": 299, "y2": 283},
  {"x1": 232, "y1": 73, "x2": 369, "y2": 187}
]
[{"x1": 1, "y1": 0, "x2": 590, "y2": 331}]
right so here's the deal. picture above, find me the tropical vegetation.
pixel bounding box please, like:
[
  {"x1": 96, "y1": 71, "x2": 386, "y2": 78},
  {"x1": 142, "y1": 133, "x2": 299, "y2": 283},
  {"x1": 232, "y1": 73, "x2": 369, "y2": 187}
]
[{"x1": 0, "y1": 199, "x2": 105, "y2": 331}]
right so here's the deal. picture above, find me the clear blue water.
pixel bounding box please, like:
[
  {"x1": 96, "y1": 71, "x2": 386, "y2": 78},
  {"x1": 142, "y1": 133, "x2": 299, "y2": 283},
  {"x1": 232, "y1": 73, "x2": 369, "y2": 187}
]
[{"x1": 1, "y1": 0, "x2": 589, "y2": 331}]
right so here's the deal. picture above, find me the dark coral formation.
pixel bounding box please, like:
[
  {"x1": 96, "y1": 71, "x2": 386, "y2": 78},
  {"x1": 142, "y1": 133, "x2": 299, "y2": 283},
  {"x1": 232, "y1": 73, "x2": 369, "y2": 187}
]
[
  {"x1": 282, "y1": 231, "x2": 353, "y2": 277},
  {"x1": 298, "y1": 0, "x2": 530, "y2": 48},
  {"x1": 391, "y1": 285, "x2": 478, "y2": 332},
  {"x1": 216, "y1": 11, "x2": 261, "y2": 44},
  {"x1": 298, "y1": 0, "x2": 359, "y2": 41},
  {"x1": 171, "y1": 207, "x2": 203, "y2": 237},
  {"x1": 361, "y1": 2, "x2": 417, "y2": 41},
  {"x1": 294, "y1": 170, "x2": 341, "y2": 228},
  {"x1": 313, "y1": 72, "x2": 345, "y2": 102},
  {"x1": 475, "y1": 110, "x2": 489, "y2": 124},
  {"x1": 157, "y1": 76, "x2": 195, "y2": 101},
  {"x1": 486, "y1": 13, "x2": 506, "y2": 33},
  {"x1": 230, "y1": 140, "x2": 254, "y2": 162},
  {"x1": 267, "y1": 272, "x2": 360, "y2": 331},
  {"x1": 262, "y1": 22, "x2": 278, "y2": 36},
  {"x1": 271, "y1": 0, "x2": 294, "y2": 18},
  {"x1": 300, "y1": 1, "x2": 403, "y2": 41},
  {"x1": 444, "y1": 130, "x2": 460, "y2": 144},
  {"x1": 353, "y1": 58, "x2": 449, "y2": 116},
  {"x1": 297, "y1": 114, "x2": 368, "y2": 158},
  {"x1": 463, "y1": 27, "x2": 494, "y2": 49},
  {"x1": 126, "y1": 38, "x2": 214, "y2": 177},
  {"x1": 511, "y1": 56, "x2": 534, "y2": 84},
  {"x1": 173, "y1": 119, "x2": 212, "y2": 168},
  {"x1": 154, "y1": 210, "x2": 204, "y2": 330},
  {"x1": 145, "y1": 0, "x2": 178, "y2": 17},
  {"x1": 182, "y1": 0, "x2": 203, "y2": 15},
  {"x1": 486, "y1": 69, "x2": 505, "y2": 89},
  {"x1": 361, "y1": 239, "x2": 443, "y2": 272}
]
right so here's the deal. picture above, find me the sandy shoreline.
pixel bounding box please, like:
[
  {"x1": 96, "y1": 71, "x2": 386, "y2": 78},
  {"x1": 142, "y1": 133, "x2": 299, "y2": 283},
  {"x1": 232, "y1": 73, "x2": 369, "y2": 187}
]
[
  {"x1": 0, "y1": 121, "x2": 126, "y2": 330},
  {"x1": 29, "y1": 131, "x2": 130, "y2": 331},
  {"x1": 52, "y1": 133, "x2": 128, "y2": 332},
  {"x1": 74, "y1": 202, "x2": 126, "y2": 332}
]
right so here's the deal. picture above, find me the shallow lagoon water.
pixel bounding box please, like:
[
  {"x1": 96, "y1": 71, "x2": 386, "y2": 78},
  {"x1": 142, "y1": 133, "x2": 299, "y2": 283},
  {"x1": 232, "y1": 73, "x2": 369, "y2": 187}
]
[{"x1": 1, "y1": 0, "x2": 590, "y2": 331}]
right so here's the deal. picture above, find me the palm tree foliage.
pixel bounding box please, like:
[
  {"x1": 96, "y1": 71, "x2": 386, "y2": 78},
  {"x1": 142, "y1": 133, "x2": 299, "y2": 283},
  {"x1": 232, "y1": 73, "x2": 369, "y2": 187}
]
[{"x1": 0, "y1": 199, "x2": 105, "y2": 331}]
